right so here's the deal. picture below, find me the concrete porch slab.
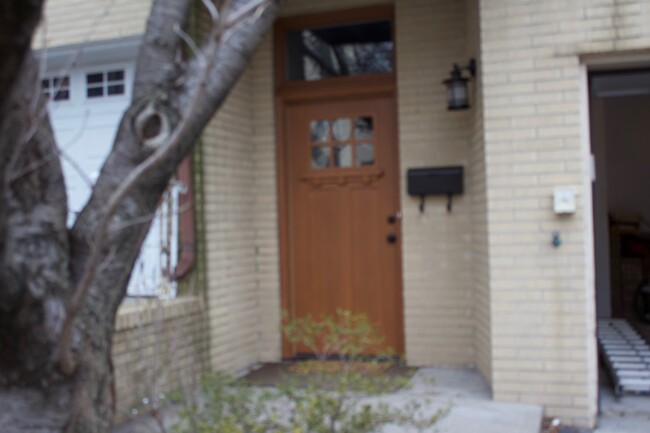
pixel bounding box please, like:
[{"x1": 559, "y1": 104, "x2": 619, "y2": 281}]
[
  {"x1": 594, "y1": 378, "x2": 650, "y2": 433},
  {"x1": 113, "y1": 367, "x2": 543, "y2": 433},
  {"x1": 375, "y1": 368, "x2": 543, "y2": 433},
  {"x1": 434, "y1": 400, "x2": 543, "y2": 433},
  {"x1": 594, "y1": 415, "x2": 650, "y2": 433}
]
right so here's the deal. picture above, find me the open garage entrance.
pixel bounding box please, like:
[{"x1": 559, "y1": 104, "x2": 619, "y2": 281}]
[{"x1": 589, "y1": 67, "x2": 650, "y2": 397}]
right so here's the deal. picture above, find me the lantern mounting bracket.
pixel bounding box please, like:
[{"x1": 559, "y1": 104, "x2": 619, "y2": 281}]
[{"x1": 464, "y1": 58, "x2": 476, "y2": 77}]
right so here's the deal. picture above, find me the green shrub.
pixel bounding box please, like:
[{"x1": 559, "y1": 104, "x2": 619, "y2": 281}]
[
  {"x1": 282, "y1": 309, "x2": 389, "y2": 360},
  {"x1": 172, "y1": 310, "x2": 447, "y2": 433}
]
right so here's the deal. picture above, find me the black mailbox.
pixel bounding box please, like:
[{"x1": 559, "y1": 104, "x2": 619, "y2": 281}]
[
  {"x1": 407, "y1": 166, "x2": 463, "y2": 196},
  {"x1": 407, "y1": 166, "x2": 463, "y2": 212}
]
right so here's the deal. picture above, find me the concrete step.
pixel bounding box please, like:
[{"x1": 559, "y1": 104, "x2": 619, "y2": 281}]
[{"x1": 429, "y1": 399, "x2": 543, "y2": 433}]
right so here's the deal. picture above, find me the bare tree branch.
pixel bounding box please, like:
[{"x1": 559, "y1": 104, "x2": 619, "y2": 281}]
[
  {"x1": 0, "y1": 0, "x2": 283, "y2": 430},
  {"x1": 201, "y1": 0, "x2": 219, "y2": 23},
  {"x1": 173, "y1": 23, "x2": 204, "y2": 63},
  {"x1": 0, "y1": 3, "x2": 48, "y2": 282},
  {"x1": 61, "y1": 0, "x2": 282, "y2": 378},
  {"x1": 0, "y1": 55, "x2": 70, "y2": 385},
  {"x1": 0, "y1": 0, "x2": 45, "y2": 116},
  {"x1": 226, "y1": 0, "x2": 266, "y2": 27},
  {"x1": 133, "y1": 0, "x2": 194, "y2": 101}
]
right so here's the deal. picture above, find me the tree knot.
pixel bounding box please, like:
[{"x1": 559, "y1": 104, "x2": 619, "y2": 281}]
[{"x1": 134, "y1": 102, "x2": 171, "y2": 149}]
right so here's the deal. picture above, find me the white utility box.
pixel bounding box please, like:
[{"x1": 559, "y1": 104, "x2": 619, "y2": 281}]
[{"x1": 553, "y1": 187, "x2": 576, "y2": 214}]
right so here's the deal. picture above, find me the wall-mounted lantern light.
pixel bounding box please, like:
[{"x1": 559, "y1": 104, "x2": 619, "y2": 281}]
[{"x1": 443, "y1": 58, "x2": 476, "y2": 110}]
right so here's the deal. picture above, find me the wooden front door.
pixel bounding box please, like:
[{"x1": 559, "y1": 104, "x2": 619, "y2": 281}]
[{"x1": 286, "y1": 95, "x2": 403, "y2": 355}]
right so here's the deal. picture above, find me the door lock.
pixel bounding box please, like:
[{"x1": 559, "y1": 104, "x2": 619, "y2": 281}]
[
  {"x1": 387, "y1": 211, "x2": 402, "y2": 224},
  {"x1": 387, "y1": 234, "x2": 397, "y2": 244}
]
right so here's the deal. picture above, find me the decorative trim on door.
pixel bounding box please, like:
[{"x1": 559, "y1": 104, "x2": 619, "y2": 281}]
[{"x1": 300, "y1": 168, "x2": 385, "y2": 188}]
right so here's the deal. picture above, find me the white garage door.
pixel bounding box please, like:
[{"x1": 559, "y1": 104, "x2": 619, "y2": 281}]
[{"x1": 45, "y1": 58, "x2": 177, "y2": 298}]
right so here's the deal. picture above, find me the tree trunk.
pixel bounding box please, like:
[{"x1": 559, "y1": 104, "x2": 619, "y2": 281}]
[{"x1": 0, "y1": 0, "x2": 283, "y2": 431}]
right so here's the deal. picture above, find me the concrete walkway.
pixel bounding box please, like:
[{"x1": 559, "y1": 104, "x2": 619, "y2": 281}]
[
  {"x1": 592, "y1": 382, "x2": 650, "y2": 433},
  {"x1": 113, "y1": 367, "x2": 543, "y2": 433},
  {"x1": 377, "y1": 368, "x2": 543, "y2": 433}
]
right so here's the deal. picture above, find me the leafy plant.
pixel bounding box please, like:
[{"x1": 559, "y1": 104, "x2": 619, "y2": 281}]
[
  {"x1": 172, "y1": 373, "x2": 281, "y2": 433},
  {"x1": 172, "y1": 310, "x2": 447, "y2": 433},
  {"x1": 283, "y1": 309, "x2": 390, "y2": 361}
]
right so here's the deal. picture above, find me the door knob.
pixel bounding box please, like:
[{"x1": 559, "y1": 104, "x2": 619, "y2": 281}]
[{"x1": 387, "y1": 234, "x2": 397, "y2": 244}]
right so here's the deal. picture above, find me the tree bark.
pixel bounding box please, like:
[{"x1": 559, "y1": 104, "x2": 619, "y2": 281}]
[
  {"x1": 0, "y1": 0, "x2": 45, "y2": 116},
  {"x1": 0, "y1": 0, "x2": 283, "y2": 431}
]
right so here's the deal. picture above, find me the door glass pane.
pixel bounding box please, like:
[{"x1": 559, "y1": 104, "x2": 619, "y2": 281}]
[
  {"x1": 310, "y1": 120, "x2": 330, "y2": 143},
  {"x1": 334, "y1": 144, "x2": 352, "y2": 167},
  {"x1": 355, "y1": 143, "x2": 374, "y2": 166},
  {"x1": 355, "y1": 117, "x2": 374, "y2": 140},
  {"x1": 311, "y1": 146, "x2": 330, "y2": 168},
  {"x1": 332, "y1": 118, "x2": 351, "y2": 142}
]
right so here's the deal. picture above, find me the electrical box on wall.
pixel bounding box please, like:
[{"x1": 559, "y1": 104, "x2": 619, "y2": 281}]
[
  {"x1": 407, "y1": 166, "x2": 464, "y2": 212},
  {"x1": 553, "y1": 187, "x2": 576, "y2": 214}
]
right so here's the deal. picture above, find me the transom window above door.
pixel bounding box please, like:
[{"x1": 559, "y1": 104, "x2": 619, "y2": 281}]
[
  {"x1": 310, "y1": 116, "x2": 375, "y2": 169},
  {"x1": 286, "y1": 20, "x2": 393, "y2": 82}
]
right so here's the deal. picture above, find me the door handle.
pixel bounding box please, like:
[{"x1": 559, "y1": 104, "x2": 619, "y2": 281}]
[{"x1": 387, "y1": 234, "x2": 397, "y2": 244}]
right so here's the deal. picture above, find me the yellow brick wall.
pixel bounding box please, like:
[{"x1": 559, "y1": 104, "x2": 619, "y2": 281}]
[
  {"x1": 480, "y1": 0, "x2": 650, "y2": 427},
  {"x1": 466, "y1": 0, "x2": 492, "y2": 384},
  {"x1": 395, "y1": 0, "x2": 475, "y2": 366},
  {"x1": 112, "y1": 298, "x2": 206, "y2": 423},
  {"x1": 250, "y1": 35, "x2": 281, "y2": 362},
  {"x1": 201, "y1": 69, "x2": 263, "y2": 374},
  {"x1": 35, "y1": 0, "x2": 151, "y2": 48}
]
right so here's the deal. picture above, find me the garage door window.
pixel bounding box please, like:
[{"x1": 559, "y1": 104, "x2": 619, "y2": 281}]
[
  {"x1": 86, "y1": 69, "x2": 126, "y2": 98},
  {"x1": 42, "y1": 76, "x2": 70, "y2": 101}
]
